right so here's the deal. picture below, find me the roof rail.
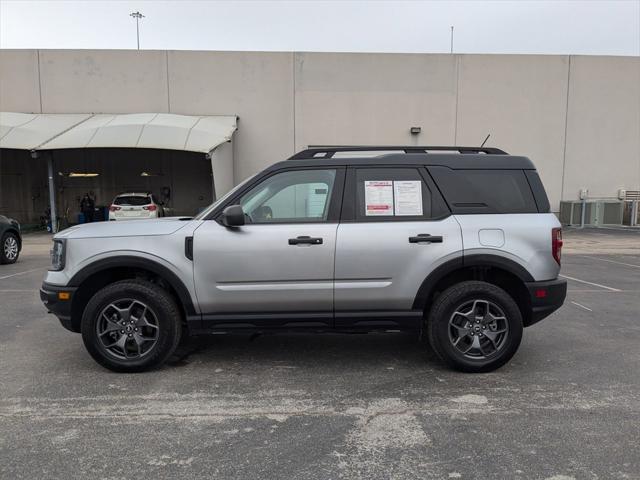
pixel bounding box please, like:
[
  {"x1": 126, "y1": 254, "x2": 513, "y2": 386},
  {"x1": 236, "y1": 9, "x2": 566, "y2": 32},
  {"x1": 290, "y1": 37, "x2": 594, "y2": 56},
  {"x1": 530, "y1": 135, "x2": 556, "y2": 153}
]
[{"x1": 288, "y1": 145, "x2": 508, "y2": 160}]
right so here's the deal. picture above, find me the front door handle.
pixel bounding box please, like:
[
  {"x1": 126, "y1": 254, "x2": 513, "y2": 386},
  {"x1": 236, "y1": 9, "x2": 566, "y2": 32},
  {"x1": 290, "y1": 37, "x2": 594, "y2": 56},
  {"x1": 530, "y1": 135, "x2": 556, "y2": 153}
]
[
  {"x1": 409, "y1": 234, "x2": 443, "y2": 244},
  {"x1": 289, "y1": 236, "x2": 323, "y2": 245}
]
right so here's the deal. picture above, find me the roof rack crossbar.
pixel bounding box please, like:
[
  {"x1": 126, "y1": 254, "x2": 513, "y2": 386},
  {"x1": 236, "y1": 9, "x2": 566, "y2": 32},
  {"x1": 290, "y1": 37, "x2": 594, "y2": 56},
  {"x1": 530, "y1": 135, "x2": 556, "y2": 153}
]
[{"x1": 288, "y1": 145, "x2": 508, "y2": 159}]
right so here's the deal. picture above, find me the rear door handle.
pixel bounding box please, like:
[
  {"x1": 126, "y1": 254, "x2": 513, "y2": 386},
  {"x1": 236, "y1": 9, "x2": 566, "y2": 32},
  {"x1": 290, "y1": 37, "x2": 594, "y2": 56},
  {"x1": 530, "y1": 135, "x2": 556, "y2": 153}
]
[
  {"x1": 409, "y1": 234, "x2": 443, "y2": 244},
  {"x1": 288, "y1": 236, "x2": 323, "y2": 245}
]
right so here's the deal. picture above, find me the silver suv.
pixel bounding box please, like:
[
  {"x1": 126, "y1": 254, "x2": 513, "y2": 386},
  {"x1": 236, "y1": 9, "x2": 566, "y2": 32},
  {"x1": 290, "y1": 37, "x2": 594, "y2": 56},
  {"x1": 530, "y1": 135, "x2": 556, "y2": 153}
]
[{"x1": 41, "y1": 146, "x2": 566, "y2": 373}]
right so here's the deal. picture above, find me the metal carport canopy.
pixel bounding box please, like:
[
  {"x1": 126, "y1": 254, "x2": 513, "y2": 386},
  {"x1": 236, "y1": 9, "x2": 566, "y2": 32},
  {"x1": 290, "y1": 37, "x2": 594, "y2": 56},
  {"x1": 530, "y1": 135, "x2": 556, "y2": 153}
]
[
  {"x1": 0, "y1": 112, "x2": 238, "y2": 153},
  {"x1": 1, "y1": 112, "x2": 238, "y2": 233}
]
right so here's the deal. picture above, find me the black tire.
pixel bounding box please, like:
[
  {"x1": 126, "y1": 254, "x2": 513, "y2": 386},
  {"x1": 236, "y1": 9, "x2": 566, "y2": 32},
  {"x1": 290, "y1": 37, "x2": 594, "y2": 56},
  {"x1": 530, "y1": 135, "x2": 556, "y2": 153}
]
[
  {"x1": 1, "y1": 232, "x2": 20, "y2": 264},
  {"x1": 426, "y1": 281, "x2": 523, "y2": 373},
  {"x1": 81, "y1": 280, "x2": 182, "y2": 372}
]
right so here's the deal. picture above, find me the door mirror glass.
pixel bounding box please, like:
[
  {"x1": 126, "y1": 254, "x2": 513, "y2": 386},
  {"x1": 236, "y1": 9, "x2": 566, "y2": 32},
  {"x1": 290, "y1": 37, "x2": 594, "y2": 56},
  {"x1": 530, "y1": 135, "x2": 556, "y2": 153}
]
[{"x1": 221, "y1": 205, "x2": 245, "y2": 227}]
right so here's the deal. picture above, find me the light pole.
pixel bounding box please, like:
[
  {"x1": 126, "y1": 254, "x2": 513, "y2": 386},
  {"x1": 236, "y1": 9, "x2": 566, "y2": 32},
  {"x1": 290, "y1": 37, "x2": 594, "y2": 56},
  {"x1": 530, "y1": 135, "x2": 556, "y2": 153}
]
[
  {"x1": 450, "y1": 26, "x2": 454, "y2": 54},
  {"x1": 130, "y1": 11, "x2": 145, "y2": 50}
]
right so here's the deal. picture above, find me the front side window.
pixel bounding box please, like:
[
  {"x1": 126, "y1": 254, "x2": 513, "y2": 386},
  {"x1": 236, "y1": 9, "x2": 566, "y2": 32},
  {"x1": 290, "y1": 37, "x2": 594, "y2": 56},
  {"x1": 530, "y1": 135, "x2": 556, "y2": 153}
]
[{"x1": 239, "y1": 169, "x2": 336, "y2": 223}]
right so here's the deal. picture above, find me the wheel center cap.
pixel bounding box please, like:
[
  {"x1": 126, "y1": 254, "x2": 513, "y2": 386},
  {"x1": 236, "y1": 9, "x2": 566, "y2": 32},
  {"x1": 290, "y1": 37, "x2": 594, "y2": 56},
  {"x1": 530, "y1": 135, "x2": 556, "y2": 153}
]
[
  {"x1": 126, "y1": 325, "x2": 133, "y2": 332},
  {"x1": 474, "y1": 326, "x2": 481, "y2": 331}
]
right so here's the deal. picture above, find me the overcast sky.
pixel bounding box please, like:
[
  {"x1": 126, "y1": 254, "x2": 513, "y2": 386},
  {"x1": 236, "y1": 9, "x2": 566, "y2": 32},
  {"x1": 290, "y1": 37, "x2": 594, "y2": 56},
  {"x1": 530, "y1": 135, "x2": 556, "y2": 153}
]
[{"x1": 1, "y1": 0, "x2": 639, "y2": 55}]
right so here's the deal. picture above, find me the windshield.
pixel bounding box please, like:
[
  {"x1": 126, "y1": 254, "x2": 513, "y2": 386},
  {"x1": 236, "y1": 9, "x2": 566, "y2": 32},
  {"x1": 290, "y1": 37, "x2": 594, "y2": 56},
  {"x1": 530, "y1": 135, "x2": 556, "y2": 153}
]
[
  {"x1": 193, "y1": 173, "x2": 259, "y2": 220},
  {"x1": 114, "y1": 195, "x2": 151, "y2": 206}
]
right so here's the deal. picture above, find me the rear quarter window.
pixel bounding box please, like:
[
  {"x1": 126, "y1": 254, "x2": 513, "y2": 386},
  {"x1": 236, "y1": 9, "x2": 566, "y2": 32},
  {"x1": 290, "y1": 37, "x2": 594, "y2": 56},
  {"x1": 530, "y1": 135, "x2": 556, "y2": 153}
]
[{"x1": 428, "y1": 167, "x2": 538, "y2": 214}]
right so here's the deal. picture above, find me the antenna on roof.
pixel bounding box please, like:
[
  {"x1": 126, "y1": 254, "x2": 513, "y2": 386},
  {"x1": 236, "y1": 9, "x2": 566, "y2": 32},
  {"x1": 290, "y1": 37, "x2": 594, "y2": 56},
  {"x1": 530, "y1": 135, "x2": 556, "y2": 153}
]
[{"x1": 480, "y1": 134, "x2": 490, "y2": 148}]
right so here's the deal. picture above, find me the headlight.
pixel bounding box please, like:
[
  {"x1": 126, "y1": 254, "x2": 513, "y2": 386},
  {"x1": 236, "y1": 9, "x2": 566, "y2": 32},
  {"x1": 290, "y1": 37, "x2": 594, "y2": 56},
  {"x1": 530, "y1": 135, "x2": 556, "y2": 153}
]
[{"x1": 50, "y1": 239, "x2": 66, "y2": 271}]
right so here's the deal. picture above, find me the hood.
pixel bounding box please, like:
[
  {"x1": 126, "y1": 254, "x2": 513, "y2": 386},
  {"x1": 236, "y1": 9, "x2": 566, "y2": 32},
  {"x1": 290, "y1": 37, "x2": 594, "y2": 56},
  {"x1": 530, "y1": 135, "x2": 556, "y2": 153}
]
[{"x1": 55, "y1": 217, "x2": 192, "y2": 240}]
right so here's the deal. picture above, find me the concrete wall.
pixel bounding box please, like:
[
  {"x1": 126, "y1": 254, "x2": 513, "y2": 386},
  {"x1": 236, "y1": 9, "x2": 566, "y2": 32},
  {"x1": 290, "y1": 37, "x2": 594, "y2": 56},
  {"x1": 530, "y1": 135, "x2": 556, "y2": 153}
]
[{"x1": 1, "y1": 49, "x2": 639, "y2": 213}]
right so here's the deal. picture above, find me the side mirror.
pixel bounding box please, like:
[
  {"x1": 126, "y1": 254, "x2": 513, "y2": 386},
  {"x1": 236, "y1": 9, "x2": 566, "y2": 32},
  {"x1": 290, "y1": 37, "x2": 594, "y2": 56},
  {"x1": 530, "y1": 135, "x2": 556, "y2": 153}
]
[{"x1": 221, "y1": 205, "x2": 245, "y2": 227}]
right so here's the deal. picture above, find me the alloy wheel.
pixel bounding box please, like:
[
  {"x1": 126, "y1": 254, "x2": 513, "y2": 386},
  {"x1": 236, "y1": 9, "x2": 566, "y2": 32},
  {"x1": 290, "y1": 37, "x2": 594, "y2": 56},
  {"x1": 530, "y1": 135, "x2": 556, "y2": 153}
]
[
  {"x1": 96, "y1": 299, "x2": 159, "y2": 360},
  {"x1": 448, "y1": 299, "x2": 509, "y2": 359},
  {"x1": 4, "y1": 236, "x2": 18, "y2": 261}
]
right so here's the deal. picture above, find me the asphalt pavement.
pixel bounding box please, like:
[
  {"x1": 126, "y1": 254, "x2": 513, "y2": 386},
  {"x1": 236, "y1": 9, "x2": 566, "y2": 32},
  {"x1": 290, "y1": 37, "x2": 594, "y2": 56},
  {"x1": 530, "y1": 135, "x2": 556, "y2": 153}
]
[{"x1": 1, "y1": 228, "x2": 639, "y2": 479}]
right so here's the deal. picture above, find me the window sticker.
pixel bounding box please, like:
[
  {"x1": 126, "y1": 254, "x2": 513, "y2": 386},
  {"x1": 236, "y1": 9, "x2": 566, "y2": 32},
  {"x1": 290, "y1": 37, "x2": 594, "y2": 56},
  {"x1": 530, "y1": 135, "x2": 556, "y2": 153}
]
[
  {"x1": 364, "y1": 180, "x2": 394, "y2": 216},
  {"x1": 393, "y1": 180, "x2": 423, "y2": 216}
]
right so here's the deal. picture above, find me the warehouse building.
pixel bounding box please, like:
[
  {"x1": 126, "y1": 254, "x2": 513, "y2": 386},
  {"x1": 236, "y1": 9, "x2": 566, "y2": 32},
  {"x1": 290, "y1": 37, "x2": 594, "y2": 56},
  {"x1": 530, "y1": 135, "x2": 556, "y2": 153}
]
[{"x1": 0, "y1": 50, "x2": 639, "y2": 228}]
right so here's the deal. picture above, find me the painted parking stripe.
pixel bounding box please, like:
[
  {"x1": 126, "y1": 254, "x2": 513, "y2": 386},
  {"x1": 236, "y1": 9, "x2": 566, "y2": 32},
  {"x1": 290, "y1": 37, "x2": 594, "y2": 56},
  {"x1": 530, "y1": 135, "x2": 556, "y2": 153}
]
[
  {"x1": 585, "y1": 256, "x2": 640, "y2": 269},
  {"x1": 570, "y1": 301, "x2": 593, "y2": 312},
  {"x1": 559, "y1": 274, "x2": 621, "y2": 292},
  {"x1": 0, "y1": 268, "x2": 43, "y2": 280}
]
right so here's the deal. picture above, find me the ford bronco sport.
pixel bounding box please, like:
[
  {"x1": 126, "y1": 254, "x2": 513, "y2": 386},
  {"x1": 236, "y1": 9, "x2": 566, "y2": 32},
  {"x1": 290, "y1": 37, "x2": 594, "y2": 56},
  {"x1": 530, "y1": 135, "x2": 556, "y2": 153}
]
[{"x1": 41, "y1": 146, "x2": 566, "y2": 373}]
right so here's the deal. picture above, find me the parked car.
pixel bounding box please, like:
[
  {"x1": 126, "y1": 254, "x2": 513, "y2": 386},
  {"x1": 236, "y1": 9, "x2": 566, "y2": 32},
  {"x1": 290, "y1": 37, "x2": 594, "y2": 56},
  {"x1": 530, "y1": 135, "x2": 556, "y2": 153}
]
[
  {"x1": 0, "y1": 215, "x2": 22, "y2": 264},
  {"x1": 41, "y1": 146, "x2": 566, "y2": 373},
  {"x1": 108, "y1": 193, "x2": 164, "y2": 221}
]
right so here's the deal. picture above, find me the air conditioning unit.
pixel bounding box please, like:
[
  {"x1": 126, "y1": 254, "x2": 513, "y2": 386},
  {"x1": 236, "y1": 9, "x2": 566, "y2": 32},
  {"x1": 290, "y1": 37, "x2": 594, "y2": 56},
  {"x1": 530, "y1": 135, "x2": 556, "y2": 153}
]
[
  {"x1": 559, "y1": 201, "x2": 623, "y2": 226},
  {"x1": 623, "y1": 200, "x2": 640, "y2": 226}
]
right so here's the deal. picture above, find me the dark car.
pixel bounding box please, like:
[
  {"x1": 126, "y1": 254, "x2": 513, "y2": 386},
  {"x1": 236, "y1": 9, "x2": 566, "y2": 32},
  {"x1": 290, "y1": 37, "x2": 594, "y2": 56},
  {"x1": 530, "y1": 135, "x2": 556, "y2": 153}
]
[{"x1": 0, "y1": 215, "x2": 22, "y2": 264}]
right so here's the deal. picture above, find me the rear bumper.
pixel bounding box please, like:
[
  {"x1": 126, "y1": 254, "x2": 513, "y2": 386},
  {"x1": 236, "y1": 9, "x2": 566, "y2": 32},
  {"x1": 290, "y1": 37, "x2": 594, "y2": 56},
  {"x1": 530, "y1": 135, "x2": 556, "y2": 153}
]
[
  {"x1": 40, "y1": 282, "x2": 79, "y2": 333},
  {"x1": 524, "y1": 278, "x2": 567, "y2": 327}
]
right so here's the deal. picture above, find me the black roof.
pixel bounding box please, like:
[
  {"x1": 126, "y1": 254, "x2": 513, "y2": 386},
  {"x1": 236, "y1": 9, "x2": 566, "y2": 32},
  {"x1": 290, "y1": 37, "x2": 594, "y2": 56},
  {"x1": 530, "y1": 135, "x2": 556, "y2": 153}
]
[{"x1": 274, "y1": 146, "x2": 536, "y2": 171}]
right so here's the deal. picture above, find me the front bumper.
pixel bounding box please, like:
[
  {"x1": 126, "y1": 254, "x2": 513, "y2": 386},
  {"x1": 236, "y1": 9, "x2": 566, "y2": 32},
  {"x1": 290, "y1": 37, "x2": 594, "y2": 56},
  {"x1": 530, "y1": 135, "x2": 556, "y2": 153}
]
[
  {"x1": 524, "y1": 278, "x2": 567, "y2": 327},
  {"x1": 40, "y1": 282, "x2": 79, "y2": 333}
]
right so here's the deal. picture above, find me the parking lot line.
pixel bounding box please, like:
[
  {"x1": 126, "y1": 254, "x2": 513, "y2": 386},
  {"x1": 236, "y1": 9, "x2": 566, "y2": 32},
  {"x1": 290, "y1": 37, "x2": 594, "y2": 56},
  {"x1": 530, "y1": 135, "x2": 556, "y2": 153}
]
[
  {"x1": 584, "y1": 256, "x2": 640, "y2": 269},
  {"x1": 559, "y1": 274, "x2": 621, "y2": 292},
  {"x1": 568, "y1": 289, "x2": 634, "y2": 293},
  {"x1": 0, "y1": 268, "x2": 43, "y2": 280},
  {"x1": 571, "y1": 301, "x2": 593, "y2": 312}
]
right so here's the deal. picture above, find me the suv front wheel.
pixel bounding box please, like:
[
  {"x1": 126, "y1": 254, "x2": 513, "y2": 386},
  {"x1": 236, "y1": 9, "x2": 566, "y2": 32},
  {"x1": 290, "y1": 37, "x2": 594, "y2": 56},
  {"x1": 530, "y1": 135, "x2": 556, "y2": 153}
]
[
  {"x1": 426, "y1": 281, "x2": 523, "y2": 373},
  {"x1": 81, "y1": 280, "x2": 182, "y2": 372}
]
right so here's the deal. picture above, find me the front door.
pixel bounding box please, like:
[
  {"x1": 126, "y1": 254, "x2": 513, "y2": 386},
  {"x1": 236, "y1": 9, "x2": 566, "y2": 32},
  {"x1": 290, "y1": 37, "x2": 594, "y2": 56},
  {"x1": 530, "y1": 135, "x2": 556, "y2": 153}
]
[{"x1": 193, "y1": 168, "x2": 344, "y2": 328}]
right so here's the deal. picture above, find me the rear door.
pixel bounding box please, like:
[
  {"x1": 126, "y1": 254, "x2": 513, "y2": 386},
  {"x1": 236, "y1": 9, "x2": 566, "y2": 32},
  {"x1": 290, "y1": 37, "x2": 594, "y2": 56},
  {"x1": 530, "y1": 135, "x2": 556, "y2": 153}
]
[{"x1": 334, "y1": 166, "x2": 463, "y2": 328}]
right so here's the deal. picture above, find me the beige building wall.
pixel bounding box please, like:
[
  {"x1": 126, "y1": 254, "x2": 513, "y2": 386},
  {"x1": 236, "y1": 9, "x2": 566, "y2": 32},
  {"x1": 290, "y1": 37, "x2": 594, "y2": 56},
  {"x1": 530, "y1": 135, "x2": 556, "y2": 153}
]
[
  {"x1": 38, "y1": 50, "x2": 169, "y2": 113},
  {"x1": 563, "y1": 56, "x2": 640, "y2": 200},
  {"x1": 1, "y1": 49, "x2": 639, "y2": 211},
  {"x1": 167, "y1": 51, "x2": 295, "y2": 182},
  {"x1": 455, "y1": 55, "x2": 570, "y2": 209},
  {"x1": 294, "y1": 53, "x2": 457, "y2": 150},
  {"x1": 0, "y1": 50, "x2": 41, "y2": 112}
]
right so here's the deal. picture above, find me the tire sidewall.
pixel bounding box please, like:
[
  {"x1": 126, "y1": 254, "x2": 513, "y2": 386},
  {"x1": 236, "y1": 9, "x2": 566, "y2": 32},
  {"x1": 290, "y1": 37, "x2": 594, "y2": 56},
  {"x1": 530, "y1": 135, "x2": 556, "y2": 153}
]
[
  {"x1": 428, "y1": 281, "x2": 523, "y2": 372},
  {"x1": 1, "y1": 232, "x2": 19, "y2": 264},
  {"x1": 81, "y1": 281, "x2": 181, "y2": 372}
]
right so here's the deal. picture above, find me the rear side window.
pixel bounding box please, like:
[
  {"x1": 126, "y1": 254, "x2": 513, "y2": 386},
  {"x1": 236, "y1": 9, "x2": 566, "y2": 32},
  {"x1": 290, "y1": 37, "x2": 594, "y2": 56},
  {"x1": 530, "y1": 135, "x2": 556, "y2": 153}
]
[
  {"x1": 344, "y1": 167, "x2": 448, "y2": 222},
  {"x1": 114, "y1": 195, "x2": 151, "y2": 206},
  {"x1": 428, "y1": 167, "x2": 538, "y2": 214}
]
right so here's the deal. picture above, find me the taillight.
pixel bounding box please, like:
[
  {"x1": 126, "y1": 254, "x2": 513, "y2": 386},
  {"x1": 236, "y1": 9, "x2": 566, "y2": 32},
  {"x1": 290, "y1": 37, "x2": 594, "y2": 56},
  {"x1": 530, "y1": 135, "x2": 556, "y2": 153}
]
[
  {"x1": 143, "y1": 204, "x2": 157, "y2": 212},
  {"x1": 552, "y1": 227, "x2": 563, "y2": 265},
  {"x1": 109, "y1": 205, "x2": 121, "y2": 212}
]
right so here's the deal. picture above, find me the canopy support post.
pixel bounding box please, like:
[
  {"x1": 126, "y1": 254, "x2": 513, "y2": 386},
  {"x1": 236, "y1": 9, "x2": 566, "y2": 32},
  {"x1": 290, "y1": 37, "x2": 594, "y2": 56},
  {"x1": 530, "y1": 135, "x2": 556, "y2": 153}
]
[
  {"x1": 46, "y1": 153, "x2": 58, "y2": 233},
  {"x1": 208, "y1": 137, "x2": 235, "y2": 202}
]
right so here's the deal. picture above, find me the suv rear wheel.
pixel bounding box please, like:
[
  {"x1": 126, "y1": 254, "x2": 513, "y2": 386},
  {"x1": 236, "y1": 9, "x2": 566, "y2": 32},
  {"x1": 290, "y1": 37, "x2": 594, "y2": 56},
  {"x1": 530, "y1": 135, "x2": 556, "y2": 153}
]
[
  {"x1": 426, "y1": 281, "x2": 523, "y2": 373},
  {"x1": 81, "y1": 280, "x2": 182, "y2": 372},
  {"x1": 1, "y1": 232, "x2": 19, "y2": 264}
]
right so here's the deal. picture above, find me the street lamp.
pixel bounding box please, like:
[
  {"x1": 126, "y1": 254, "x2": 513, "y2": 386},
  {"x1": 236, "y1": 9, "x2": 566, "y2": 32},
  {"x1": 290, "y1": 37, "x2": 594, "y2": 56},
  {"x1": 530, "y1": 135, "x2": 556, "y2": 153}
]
[{"x1": 129, "y1": 11, "x2": 145, "y2": 50}]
